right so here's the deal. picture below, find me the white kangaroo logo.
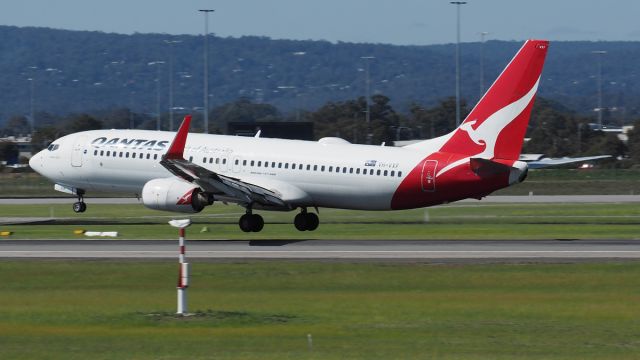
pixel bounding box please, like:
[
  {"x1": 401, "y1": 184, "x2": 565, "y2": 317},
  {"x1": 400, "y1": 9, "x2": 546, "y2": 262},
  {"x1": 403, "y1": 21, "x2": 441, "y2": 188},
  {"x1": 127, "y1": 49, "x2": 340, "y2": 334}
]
[{"x1": 437, "y1": 77, "x2": 540, "y2": 177}]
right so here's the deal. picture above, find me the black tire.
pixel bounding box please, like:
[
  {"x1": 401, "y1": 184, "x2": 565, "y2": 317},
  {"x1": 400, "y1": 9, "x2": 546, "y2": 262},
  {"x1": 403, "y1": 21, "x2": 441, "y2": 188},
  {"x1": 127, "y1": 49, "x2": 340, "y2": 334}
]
[
  {"x1": 305, "y1": 212, "x2": 319, "y2": 231},
  {"x1": 79, "y1": 202, "x2": 87, "y2": 212},
  {"x1": 73, "y1": 202, "x2": 84, "y2": 213},
  {"x1": 294, "y1": 213, "x2": 307, "y2": 231},
  {"x1": 239, "y1": 214, "x2": 252, "y2": 232},
  {"x1": 251, "y1": 214, "x2": 264, "y2": 232}
]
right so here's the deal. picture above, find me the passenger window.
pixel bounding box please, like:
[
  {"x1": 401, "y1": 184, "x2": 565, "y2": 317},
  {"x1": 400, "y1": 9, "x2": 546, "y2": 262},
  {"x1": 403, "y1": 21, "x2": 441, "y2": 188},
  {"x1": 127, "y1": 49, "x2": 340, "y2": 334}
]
[
  {"x1": 278, "y1": 162, "x2": 282, "y2": 168},
  {"x1": 100, "y1": 150, "x2": 104, "y2": 156},
  {"x1": 363, "y1": 169, "x2": 367, "y2": 175},
  {"x1": 356, "y1": 168, "x2": 360, "y2": 174},
  {"x1": 94, "y1": 150, "x2": 98, "y2": 155},
  {"x1": 285, "y1": 163, "x2": 289, "y2": 169},
  {"x1": 106, "y1": 151, "x2": 110, "y2": 156},
  {"x1": 147, "y1": 153, "x2": 151, "y2": 159},
  {"x1": 126, "y1": 152, "x2": 130, "y2": 158},
  {"x1": 222, "y1": 158, "x2": 227, "y2": 164},
  {"x1": 243, "y1": 160, "x2": 247, "y2": 166},
  {"x1": 343, "y1": 168, "x2": 347, "y2": 174},
  {"x1": 119, "y1": 152, "x2": 123, "y2": 157},
  {"x1": 251, "y1": 160, "x2": 255, "y2": 166},
  {"x1": 398, "y1": 171, "x2": 402, "y2": 177},
  {"x1": 235, "y1": 159, "x2": 239, "y2": 165},
  {"x1": 215, "y1": 158, "x2": 220, "y2": 164},
  {"x1": 349, "y1": 168, "x2": 353, "y2": 174},
  {"x1": 189, "y1": 156, "x2": 193, "y2": 162},
  {"x1": 306, "y1": 164, "x2": 311, "y2": 170},
  {"x1": 376, "y1": 170, "x2": 381, "y2": 176},
  {"x1": 209, "y1": 158, "x2": 213, "y2": 164},
  {"x1": 272, "y1": 162, "x2": 276, "y2": 168},
  {"x1": 328, "y1": 166, "x2": 333, "y2": 172},
  {"x1": 154, "y1": 154, "x2": 158, "y2": 160},
  {"x1": 384, "y1": 170, "x2": 388, "y2": 176},
  {"x1": 390, "y1": 170, "x2": 395, "y2": 177},
  {"x1": 313, "y1": 165, "x2": 318, "y2": 171}
]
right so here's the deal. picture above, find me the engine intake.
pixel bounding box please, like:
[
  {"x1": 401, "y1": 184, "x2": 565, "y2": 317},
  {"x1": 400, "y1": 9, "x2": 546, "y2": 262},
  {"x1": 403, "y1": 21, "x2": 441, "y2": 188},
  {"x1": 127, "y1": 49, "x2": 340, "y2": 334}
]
[{"x1": 142, "y1": 178, "x2": 213, "y2": 213}]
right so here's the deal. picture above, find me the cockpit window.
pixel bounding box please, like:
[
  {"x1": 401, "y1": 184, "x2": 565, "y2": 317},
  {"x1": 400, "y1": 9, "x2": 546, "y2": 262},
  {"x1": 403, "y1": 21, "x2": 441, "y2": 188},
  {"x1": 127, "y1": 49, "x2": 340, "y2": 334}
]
[{"x1": 47, "y1": 144, "x2": 60, "y2": 151}]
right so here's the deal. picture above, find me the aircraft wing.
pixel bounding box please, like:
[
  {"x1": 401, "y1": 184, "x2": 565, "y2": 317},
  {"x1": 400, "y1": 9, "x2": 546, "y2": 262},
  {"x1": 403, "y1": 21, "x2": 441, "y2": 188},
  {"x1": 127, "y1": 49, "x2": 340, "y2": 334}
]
[
  {"x1": 526, "y1": 155, "x2": 612, "y2": 169},
  {"x1": 159, "y1": 115, "x2": 289, "y2": 209}
]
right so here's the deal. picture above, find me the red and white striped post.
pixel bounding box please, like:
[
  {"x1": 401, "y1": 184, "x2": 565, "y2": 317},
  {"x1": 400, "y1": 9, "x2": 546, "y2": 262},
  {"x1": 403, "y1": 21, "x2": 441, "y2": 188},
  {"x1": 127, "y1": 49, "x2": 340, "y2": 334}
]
[{"x1": 169, "y1": 219, "x2": 192, "y2": 315}]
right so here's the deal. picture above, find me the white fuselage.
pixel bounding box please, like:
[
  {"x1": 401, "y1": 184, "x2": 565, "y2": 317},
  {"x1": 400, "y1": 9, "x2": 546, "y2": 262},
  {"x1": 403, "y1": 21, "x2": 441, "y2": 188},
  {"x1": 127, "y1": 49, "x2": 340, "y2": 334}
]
[{"x1": 30, "y1": 130, "x2": 430, "y2": 210}]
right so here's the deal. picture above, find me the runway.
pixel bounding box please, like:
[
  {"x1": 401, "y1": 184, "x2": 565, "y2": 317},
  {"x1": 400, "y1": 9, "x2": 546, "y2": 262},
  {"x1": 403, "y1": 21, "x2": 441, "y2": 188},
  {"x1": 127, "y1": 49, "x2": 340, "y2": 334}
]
[{"x1": 2, "y1": 240, "x2": 640, "y2": 260}]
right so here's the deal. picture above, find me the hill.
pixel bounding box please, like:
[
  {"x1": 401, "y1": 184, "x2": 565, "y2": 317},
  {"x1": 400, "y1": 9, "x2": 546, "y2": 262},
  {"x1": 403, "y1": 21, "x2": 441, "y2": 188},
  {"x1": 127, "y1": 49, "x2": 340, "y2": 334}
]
[{"x1": 0, "y1": 25, "x2": 639, "y2": 126}]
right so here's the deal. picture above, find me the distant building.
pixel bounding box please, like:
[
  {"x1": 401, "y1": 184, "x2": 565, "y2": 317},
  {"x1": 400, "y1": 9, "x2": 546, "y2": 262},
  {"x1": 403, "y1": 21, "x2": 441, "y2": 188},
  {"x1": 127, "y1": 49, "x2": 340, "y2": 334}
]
[
  {"x1": 227, "y1": 122, "x2": 314, "y2": 141},
  {"x1": 0, "y1": 136, "x2": 33, "y2": 163}
]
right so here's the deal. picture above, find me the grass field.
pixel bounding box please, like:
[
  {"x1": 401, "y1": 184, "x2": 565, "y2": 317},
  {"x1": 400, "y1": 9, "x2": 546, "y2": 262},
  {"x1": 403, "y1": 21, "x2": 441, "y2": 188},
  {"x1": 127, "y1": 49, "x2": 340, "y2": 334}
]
[
  {"x1": 1, "y1": 260, "x2": 639, "y2": 359},
  {"x1": 1, "y1": 202, "x2": 640, "y2": 240},
  {"x1": 1, "y1": 169, "x2": 640, "y2": 197}
]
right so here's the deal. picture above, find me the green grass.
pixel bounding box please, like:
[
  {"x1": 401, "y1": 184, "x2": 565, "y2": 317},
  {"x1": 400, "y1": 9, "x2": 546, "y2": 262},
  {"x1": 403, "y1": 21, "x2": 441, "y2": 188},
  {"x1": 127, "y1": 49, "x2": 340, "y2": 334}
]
[
  {"x1": 2, "y1": 202, "x2": 639, "y2": 240},
  {"x1": 1, "y1": 260, "x2": 640, "y2": 359}
]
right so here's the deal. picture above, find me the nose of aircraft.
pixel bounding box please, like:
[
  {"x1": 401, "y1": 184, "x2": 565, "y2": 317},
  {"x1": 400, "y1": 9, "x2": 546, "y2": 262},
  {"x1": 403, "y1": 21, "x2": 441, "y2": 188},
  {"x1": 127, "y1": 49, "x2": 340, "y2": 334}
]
[{"x1": 28, "y1": 151, "x2": 40, "y2": 171}]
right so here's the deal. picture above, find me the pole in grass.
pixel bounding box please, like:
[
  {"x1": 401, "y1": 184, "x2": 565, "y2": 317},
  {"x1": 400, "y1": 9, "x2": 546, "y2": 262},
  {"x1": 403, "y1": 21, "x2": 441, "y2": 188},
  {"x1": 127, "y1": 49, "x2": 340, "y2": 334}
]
[{"x1": 169, "y1": 219, "x2": 192, "y2": 315}]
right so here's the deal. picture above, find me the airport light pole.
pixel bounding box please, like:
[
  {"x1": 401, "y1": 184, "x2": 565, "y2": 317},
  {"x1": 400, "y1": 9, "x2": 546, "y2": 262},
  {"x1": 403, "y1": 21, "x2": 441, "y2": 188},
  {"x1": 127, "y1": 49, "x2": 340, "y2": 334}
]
[
  {"x1": 592, "y1": 50, "x2": 607, "y2": 130},
  {"x1": 292, "y1": 51, "x2": 307, "y2": 121},
  {"x1": 27, "y1": 77, "x2": 35, "y2": 134},
  {"x1": 361, "y1": 56, "x2": 375, "y2": 144},
  {"x1": 148, "y1": 61, "x2": 165, "y2": 130},
  {"x1": 199, "y1": 9, "x2": 215, "y2": 134},
  {"x1": 450, "y1": 1, "x2": 466, "y2": 127},
  {"x1": 479, "y1": 31, "x2": 489, "y2": 98},
  {"x1": 164, "y1": 39, "x2": 181, "y2": 131}
]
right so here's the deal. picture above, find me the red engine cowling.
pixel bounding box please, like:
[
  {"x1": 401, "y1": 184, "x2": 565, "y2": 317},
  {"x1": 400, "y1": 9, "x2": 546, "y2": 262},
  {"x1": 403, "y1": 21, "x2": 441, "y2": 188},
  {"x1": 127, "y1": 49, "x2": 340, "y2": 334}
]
[{"x1": 142, "y1": 178, "x2": 213, "y2": 213}]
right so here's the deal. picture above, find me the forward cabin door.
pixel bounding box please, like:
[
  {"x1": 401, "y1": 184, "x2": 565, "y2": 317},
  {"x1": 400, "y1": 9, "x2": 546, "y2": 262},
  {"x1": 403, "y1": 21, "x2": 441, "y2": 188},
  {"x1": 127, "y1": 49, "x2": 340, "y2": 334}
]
[
  {"x1": 71, "y1": 135, "x2": 87, "y2": 167},
  {"x1": 421, "y1": 160, "x2": 437, "y2": 192}
]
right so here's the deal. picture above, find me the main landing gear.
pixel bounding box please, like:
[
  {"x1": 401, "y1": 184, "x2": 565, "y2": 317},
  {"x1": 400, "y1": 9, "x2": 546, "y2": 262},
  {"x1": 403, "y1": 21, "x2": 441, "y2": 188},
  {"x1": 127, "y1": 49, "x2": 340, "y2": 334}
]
[
  {"x1": 239, "y1": 210, "x2": 264, "y2": 233},
  {"x1": 72, "y1": 191, "x2": 87, "y2": 213},
  {"x1": 237, "y1": 207, "x2": 320, "y2": 232},
  {"x1": 294, "y1": 209, "x2": 319, "y2": 232}
]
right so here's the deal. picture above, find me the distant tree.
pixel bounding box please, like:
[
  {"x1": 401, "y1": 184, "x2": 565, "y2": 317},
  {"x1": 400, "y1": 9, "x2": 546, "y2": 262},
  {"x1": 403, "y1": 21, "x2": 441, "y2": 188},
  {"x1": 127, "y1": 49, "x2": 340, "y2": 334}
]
[
  {"x1": 210, "y1": 98, "x2": 281, "y2": 133},
  {"x1": 64, "y1": 114, "x2": 103, "y2": 133},
  {"x1": 625, "y1": 119, "x2": 640, "y2": 164},
  {"x1": 407, "y1": 97, "x2": 468, "y2": 139},
  {"x1": 2, "y1": 116, "x2": 31, "y2": 136}
]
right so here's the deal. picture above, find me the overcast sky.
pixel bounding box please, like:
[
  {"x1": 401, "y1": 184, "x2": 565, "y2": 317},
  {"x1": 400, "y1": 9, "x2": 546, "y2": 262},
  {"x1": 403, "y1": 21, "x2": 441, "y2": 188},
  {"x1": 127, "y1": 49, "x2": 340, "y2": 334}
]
[{"x1": 2, "y1": 0, "x2": 639, "y2": 45}]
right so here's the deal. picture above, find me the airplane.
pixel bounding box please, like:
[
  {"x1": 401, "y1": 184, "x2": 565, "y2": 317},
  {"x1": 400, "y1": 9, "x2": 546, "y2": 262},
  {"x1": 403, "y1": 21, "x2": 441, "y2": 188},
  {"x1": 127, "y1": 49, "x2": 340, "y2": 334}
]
[
  {"x1": 518, "y1": 153, "x2": 612, "y2": 169},
  {"x1": 29, "y1": 39, "x2": 549, "y2": 232}
]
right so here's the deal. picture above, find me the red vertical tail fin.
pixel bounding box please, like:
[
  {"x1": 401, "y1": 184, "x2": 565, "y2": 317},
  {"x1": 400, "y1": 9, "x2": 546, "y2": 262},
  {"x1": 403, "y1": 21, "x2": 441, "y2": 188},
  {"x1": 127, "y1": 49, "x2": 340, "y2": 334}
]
[{"x1": 440, "y1": 40, "x2": 549, "y2": 160}]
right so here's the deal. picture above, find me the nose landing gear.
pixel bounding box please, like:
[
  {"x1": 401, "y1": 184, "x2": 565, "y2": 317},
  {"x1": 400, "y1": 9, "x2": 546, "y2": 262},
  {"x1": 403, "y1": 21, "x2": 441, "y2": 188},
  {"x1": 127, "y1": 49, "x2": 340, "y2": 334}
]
[
  {"x1": 294, "y1": 209, "x2": 319, "y2": 231},
  {"x1": 72, "y1": 190, "x2": 87, "y2": 213}
]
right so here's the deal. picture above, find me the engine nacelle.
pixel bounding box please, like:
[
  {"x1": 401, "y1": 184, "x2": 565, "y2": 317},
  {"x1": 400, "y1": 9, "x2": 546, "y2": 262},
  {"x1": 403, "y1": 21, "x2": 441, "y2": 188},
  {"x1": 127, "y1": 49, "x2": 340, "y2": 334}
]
[{"x1": 142, "y1": 178, "x2": 213, "y2": 213}]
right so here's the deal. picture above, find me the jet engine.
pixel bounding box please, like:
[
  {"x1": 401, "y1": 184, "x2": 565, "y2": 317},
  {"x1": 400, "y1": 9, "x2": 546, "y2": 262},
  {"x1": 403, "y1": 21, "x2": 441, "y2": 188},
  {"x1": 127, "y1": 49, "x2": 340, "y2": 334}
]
[{"x1": 142, "y1": 178, "x2": 213, "y2": 213}]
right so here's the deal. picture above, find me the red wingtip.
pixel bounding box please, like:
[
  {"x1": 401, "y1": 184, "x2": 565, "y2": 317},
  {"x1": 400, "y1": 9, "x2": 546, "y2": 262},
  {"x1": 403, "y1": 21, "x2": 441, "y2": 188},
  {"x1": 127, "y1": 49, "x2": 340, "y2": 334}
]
[{"x1": 164, "y1": 115, "x2": 192, "y2": 160}]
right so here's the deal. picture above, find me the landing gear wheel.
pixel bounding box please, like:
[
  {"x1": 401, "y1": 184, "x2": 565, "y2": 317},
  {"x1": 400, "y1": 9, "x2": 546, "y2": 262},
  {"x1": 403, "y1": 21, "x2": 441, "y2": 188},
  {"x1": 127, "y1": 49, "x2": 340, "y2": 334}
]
[
  {"x1": 294, "y1": 213, "x2": 308, "y2": 231},
  {"x1": 305, "y1": 212, "x2": 319, "y2": 231},
  {"x1": 239, "y1": 213, "x2": 265, "y2": 232},
  {"x1": 239, "y1": 214, "x2": 253, "y2": 232},
  {"x1": 294, "y1": 211, "x2": 319, "y2": 231},
  {"x1": 250, "y1": 214, "x2": 264, "y2": 232},
  {"x1": 73, "y1": 201, "x2": 86, "y2": 213}
]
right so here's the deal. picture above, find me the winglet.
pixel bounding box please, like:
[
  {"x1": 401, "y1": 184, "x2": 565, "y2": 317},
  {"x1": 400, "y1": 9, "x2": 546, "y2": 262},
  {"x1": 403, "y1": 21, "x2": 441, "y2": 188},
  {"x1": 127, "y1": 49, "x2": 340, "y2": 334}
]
[{"x1": 164, "y1": 115, "x2": 192, "y2": 160}]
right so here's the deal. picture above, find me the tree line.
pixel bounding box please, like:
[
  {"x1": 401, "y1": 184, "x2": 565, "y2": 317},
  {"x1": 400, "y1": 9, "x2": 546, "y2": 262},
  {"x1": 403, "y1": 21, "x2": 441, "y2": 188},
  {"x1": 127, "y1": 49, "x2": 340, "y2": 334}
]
[{"x1": 1, "y1": 94, "x2": 638, "y2": 168}]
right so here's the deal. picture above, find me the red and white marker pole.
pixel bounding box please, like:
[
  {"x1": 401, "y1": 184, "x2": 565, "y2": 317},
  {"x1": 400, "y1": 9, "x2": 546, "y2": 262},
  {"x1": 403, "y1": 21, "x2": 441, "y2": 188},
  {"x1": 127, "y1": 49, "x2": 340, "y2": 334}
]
[{"x1": 169, "y1": 219, "x2": 192, "y2": 315}]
